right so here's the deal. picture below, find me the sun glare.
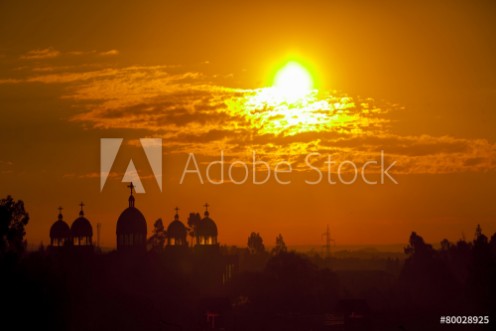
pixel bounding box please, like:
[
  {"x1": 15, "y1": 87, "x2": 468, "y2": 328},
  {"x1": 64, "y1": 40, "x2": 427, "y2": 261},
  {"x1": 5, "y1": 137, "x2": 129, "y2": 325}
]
[
  {"x1": 235, "y1": 59, "x2": 358, "y2": 137},
  {"x1": 273, "y1": 61, "x2": 314, "y2": 102}
]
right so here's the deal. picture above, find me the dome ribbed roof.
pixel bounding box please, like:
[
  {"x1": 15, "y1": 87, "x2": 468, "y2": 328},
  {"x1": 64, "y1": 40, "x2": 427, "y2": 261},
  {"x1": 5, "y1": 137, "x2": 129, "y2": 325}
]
[
  {"x1": 116, "y1": 207, "x2": 147, "y2": 235},
  {"x1": 198, "y1": 214, "x2": 217, "y2": 237},
  {"x1": 167, "y1": 219, "x2": 187, "y2": 239},
  {"x1": 50, "y1": 219, "x2": 70, "y2": 239},
  {"x1": 71, "y1": 216, "x2": 93, "y2": 237}
]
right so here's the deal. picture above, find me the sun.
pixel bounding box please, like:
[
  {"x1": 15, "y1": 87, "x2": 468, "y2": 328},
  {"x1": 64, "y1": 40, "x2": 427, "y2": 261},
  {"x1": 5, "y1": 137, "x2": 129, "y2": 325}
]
[
  {"x1": 241, "y1": 59, "x2": 337, "y2": 136},
  {"x1": 272, "y1": 61, "x2": 314, "y2": 102}
]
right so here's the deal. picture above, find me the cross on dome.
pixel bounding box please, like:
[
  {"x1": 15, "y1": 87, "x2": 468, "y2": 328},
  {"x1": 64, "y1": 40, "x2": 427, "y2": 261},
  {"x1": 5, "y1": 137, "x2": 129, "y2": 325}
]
[
  {"x1": 204, "y1": 203, "x2": 210, "y2": 216},
  {"x1": 127, "y1": 182, "x2": 135, "y2": 196},
  {"x1": 79, "y1": 201, "x2": 85, "y2": 216},
  {"x1": 127, "y1": 182, "x2": 136, "y2": 207}
]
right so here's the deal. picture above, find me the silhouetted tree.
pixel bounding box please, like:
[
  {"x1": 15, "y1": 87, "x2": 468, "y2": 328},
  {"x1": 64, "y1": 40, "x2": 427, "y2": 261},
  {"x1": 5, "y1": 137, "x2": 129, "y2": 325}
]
[
  {"x1": 148, "y1": 218, "x2": 166, "y2": 251},
  {"x1": 0, "y1": 195, "x2": 29, "y2": 256},
  {"x1": 467, "y1": 224, "x2": 494, "y2": 312},
  {"x1": 490, "y1": 232, "x2": 496, "y2": 255},
  {"x1": 400, "y1": 231, "x2": 457, "y2": 311},
  {"x1": 440, "y1": 238, "x2": 452, "y2": 251},
  {"x1": 446, "y1": 239, "x2": 472, "y2": 284},
  {"x1": 247, "y1": 232, "x2": 265, "y2": 254},
  {"x1": 404, "y1": 231, "x2": 434, "y2": 258},
  {"x1": 473, "y1": 224, "x2": 487, "y2": 245},
  {"x1": 272, "y1": 233, "x2": 287, "y2": 255},
  {"x1": 187, "y1": 212, "x2": 201, "y2": 245}
]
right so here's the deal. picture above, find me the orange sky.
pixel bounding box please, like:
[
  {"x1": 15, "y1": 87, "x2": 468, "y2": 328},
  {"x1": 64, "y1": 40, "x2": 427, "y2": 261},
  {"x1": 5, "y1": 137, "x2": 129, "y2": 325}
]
[{"x1": 1, "y1": 0, "x2": 496, "y2": 249}]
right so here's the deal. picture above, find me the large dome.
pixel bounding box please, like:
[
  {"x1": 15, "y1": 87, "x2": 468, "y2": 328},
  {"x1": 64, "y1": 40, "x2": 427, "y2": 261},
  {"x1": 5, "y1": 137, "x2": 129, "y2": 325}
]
[
  {"x1": 167, "y1": 219, "x2": 187, "y2": 239},
  {"x1": 71, "y1": 216, "x2": 93, "y2": 237},
  {"x1": 50, "y1": 219, "x2": 70, "y2": 239},
  {"x1": 198, "y1": 212, "x2": 218, "y2": 237},
  {"x1": 116, "y1": 207, "x2": 147, "y2": 235}
]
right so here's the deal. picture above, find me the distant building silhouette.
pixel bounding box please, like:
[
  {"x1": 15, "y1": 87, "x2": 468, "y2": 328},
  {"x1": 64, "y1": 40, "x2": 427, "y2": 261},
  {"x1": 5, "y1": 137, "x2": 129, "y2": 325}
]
[
  {"x1": 49, "y1": 204, "x2": 94, "y2": 253},
  {"x1": 48, "y1": 183, "x2": 222, "y2": 255},
  {"x1": 49, "y1": 207, "x2": 70, "y2": 247},
  {"x1": 71, "y1": 202, "x2": 93, "y2": 247},
  {"x1": 46, "y1": 183, "x2": 238, "y2": 288},
  {"x1": 166, "y1": 207, "x2": 188, "y2": 247},
  {"x1": 195, "y1": 203, "x2": 218, "y2": 246},
  {"x1": 116, "y1": 183, "x2": 147, "y2": 253}
]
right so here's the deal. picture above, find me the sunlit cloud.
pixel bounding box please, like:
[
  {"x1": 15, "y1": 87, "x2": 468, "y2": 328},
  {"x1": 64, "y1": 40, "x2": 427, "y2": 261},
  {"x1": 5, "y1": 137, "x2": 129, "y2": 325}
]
[
  {"x1": 99, "y1": 49, "x2": 119, "y2": 56},
  {"x1": 20, "y1": 47, "x2": 61, "y2": 60},
  {"x1": 18, "y1": 48, "x2": 119, "y2": 62},
  {"x1": 1, "y1": 60, "x2": 495, "y2": 175}
]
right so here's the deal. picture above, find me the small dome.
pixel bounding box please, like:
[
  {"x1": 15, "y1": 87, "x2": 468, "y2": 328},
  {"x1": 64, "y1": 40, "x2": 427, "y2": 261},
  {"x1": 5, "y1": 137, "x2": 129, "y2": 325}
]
[
  {"x1": 50, "y1": 218, "x2": 70, "y2": 239},
  {"x1": 167, "y1": 219, "x2": 187, "y2": 239},
  {"x1": 71, "y1": 216, "x2": 93, "y2": 237},
  {"x1": 198, "y1": 215, "x2": 218, "y2": 237},
  {"x1": 116, "y1": 207, "x2": 147, "y2": 235}
]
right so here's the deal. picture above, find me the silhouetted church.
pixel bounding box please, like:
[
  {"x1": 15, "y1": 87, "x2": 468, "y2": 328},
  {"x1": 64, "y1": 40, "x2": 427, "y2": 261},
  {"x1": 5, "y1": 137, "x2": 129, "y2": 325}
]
[
  {"x1": 47, "y1": 182, "x2": 235, "y2": 288},
  {"x1": 167, "y1": 207, "x2": 188, "y2": 247},
  {"x1": 49, "y1": 203, "x2": 93, "y2": 252},
  {"x1": 195, "y1": 204, "x2": 218, "y2": 246},
  {"x1": 48, "y1": 182, "x2": 220, "y2": 254},
  {"x1": 72, "y1": 203, "x2": 93, "y2": 247},
  {"x1": 116, "y1": 183, "x2": 147, "y2": 252},
  {"x1": 49, "y1": 207, "x2": 70, "y2": 247},
  {"x1": 115, "y1": 182, "x2": 219, "y2": 253}
]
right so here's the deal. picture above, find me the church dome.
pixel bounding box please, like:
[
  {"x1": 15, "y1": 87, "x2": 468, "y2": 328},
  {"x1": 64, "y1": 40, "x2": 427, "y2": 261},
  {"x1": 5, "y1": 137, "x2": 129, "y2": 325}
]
[
  {"x1": 166, "y1": 208, "x2": 187, "y2": 247},
  {"x1": 116, "y1": 183, "x2": 148, "y2": 252},
  {"x1": 72, "y1": 217, "x2": 93, "y2": 237},
  {"x1": 116, "y1": 207, "x2": 147, "y2": 235},
  {"x1": 50, "y1": 218, "x2": 70, "y2": 239},
  {"x1": 71, "y1": 209, "x2": 93, "y2": 238},
  {"x1": 198, "y1": 211, "x2": 218, "y2": 237},
  {"x1": 167, "y1": 217, "x2": 187, "y2": 239}
]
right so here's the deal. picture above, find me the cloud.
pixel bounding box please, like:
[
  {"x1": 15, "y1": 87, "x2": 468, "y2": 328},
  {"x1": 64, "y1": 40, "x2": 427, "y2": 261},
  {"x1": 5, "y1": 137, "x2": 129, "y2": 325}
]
[
  {"x1": 18, "y1": 48, "x2": 119, "y2": 62},
  {"x1": 62, "y1": 67, "x2": 496, "y2": 174},
  {"x1": 28, "y1": 68, "x2": 121, "y2": 84},
  {"x1": 20, "y1": 48, "x2": 61, "y2": 60},
  {"x1": 0, "y1": 78, "x2": 22, "y2": 84},
  {"x1": 0, "y1": 160, "x2": 14, "y2": 175},
  {"x1": 1, "y1": 60, "x2": 495, "y2": 175},
  {"x1": 99, "y1": 49, "x2": 119, "y2": 56}
]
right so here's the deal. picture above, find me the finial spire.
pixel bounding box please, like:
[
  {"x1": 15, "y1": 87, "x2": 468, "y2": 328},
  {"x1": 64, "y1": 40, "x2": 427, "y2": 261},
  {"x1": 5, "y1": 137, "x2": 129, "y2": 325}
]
[
  {"x1": 175, "y1": 207, "x2": 179, "y2": 220},
  {"x1": 128, "y1": 182, "x2": 135, "y2": 196},
  {"x1": 204, "y1": 203, "x2": 210, "y2": 216},
  {"x1": 127, "y1": 182, "x2": 135, "y2": 207},
  {"x1": 58, "y1": 206, "x2": 63, "y2": 220},
  {"x1": 79, "y1": 201, "x2": 85, "y2": 216}
]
